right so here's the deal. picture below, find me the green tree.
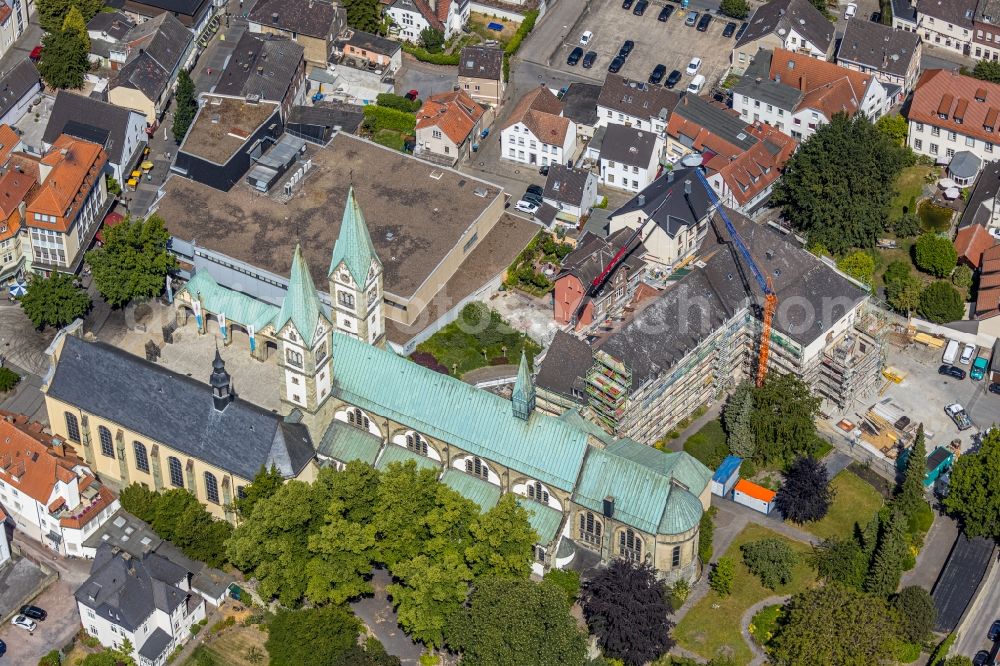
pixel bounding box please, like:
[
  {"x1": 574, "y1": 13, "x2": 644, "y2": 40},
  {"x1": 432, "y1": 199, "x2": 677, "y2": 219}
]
[
  {"x1": 232, "y1": 465, "x2": 284, "y2": 519},
  {"x1": 740, "y1": 538, "x2": 798, "y2": 589},
  {"x1": 774, "y1": 114, "x2": 913, "y2": 253},
  {"x1": 0, "y1": 367, "x2": 20, "y2": 392},
  {"x1": 172, "y1": 69, "x2": 197, "y2": 143},
  {"x1": 709, "y1": 557, "x2": 735, "y2": 596},
  {"x1": 894, "y1": 212, "x2": 923, "y2": 238},
  {"x1": 118, "y1": 482, "x2": 160, "y2": 522},
  {"x1": 722, "y1": 382, "x2": 755, "y2": 458},
  {"x1": 86, "y1": 213, "x2": 177, "y2": 308},
  {"x1": 698, "y1": 506, "x2": 717, "y2": 562},
  {"x1": 895, "y1": 425, "x2": 927, "y2": 522},
  {"x1": 388, "y1": 550, "x2": 472, "y2": 648},
  {"x1": 864, "y1": 509, "x2": 908, "y2": 597},
  {"x1": 447, "y1": 578, "x2": 587, "y2": 666},
  {"x1": 344, "y1": 0, "x2": 381, "y2": 31},
  {"x1": 749, "y1": 373, "x2": 822, "y2": 466},
  {"x1": 373, "y1": 463, "x2": 441, "y2": 568},
  {"x1": 837, "y1": 251, "x2": 876, "y2": 287},
  {"x1": 952, "y1": 264, "x2": 973, "y2": 296},
  {"x1": 914, "y1": 233, "x2": 958, "y2": 277},
  {"x1": 328, "y1": 460, "x2": 382, "y2": 524},
  {"x1": 894, "y1": 585, "x2": 936, "y2": 644},
  {"x1": 306, "y1": 510, "x2": 377, "y2": 605},
  {"x1": 36, "y1": 0, "x2": 104, "y2": 32},
  {"x1": 884, "y1": 260, "x2": 923, "y2": 314},
  {"x1": 21, "y1": 272, "x2": 91, "y2": 329},
  {"x1": 812, "y1": 537, "x2": 868, "y2": 589},
  {"x1": 973, "y1": 58, "x2": 1000, "y2": 83},
  {"x1": 62, "y1": 6, "x2": 90, "y2": 50},
  {"x1": 918, "y1": 281, "x2": 965, "y2": 323},
  {"x1": 875, "y1": 114, "x2": 909, "y2": 146},
  {"x1": 265, "y1": 606, "x2": 362, "y2": 666},
  {"x1": 38, "y1": 29, "x2": 89, "y2": 90},
  {"x1": 420, "y1": 27, "x2": 445, "y2": 53},
  {"x1": 465, "y1": 494, "x2": 535, "y2": 580},
  {"x1": 771, "y1": 585, "x2": 896, "y2": 666},
  {"x1": 720, "y1": 0, "x2": 750, "y2": 18},
  {"x1": 543, "y1": 569, "x2": 580, "y2": 606},
  {"x1": 943, "y1": 429, "x2": 1000, "y2": 538}
]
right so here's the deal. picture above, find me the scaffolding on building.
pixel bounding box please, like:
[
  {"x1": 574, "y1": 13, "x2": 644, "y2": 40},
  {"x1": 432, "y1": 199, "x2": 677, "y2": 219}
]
[{"x1": 586, "y1": 351, "x2": 631, "y2": 433}]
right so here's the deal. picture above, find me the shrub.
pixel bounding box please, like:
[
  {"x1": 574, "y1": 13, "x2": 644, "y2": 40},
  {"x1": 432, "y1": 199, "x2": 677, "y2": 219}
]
[
  {"x1": 748, "y1": 604, "x2": 783, "y2": 646},
  {"x1": 720, "y1": 0, "x2": 750, "y2": 18},
  {"x1": 908, "y1": 501, "x2": 934, "y2": 536},
  {"x1": 38, "y1": 650, "x2": 61, "y2": 666},
  {"x1": 669, "y1": 579, "x2": 691, "y2": 607},
  {"x1": 376, "y1": 93, "x2": 421, "y2": 113},
  {"x1": 410, "y1": 351, "x2": 448, "y2": 375},
  {"x1": 709, "y1": 557, "x2": 735, "y2": 596},
  {"x1": 914, "y1": 233, "x2": 958, "y2": 277},
  {"x1": 895, "y1": 586, "x2": 936, "y2": 644},
  {"x1": 918, "y1": 280, "x2": 965, "y2": 323},
  {"x1": 894, "y1": 213, "x2": 922, "y2": 238},
  {"x1": 401, "y1": 43, "x2": 460, "y2": 65},
  {"x1": 190, "y1": 623, "x2": 203, "y2": 635},
  {"x1": 740, "y1": 538, "x2": 797, "y2": 589},
  {"x1": 0, "y1": 367, "x2": 20, "y2": 392},
  {"x1": 698, "y1": 507, "x2": 717, "y2": 562},
  {"x1": 503, "y1": 10, "x2": 538, "y2": 57},
  {"x1": 543, "y1": 568, "x2": 580, "y2": 605},
  {"x1": 79, "y1": 631, "x2": 101, "y2": 648},
  {"x1": 363, "y1": 104, "x2": 416, "y2": 134}
]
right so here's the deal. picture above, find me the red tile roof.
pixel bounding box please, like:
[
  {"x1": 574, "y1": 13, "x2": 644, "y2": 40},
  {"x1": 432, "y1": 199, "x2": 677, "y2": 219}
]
[
  {"x1": 976, "y1": 245, "x2": 1000, "y2": 319},
  {"x1": 0, "y1": 412, "x2": 85, "y2": 506},
  {"x1": 0, "y1": 125, "x2": 19, "y2": 166},
  {"x1": 502, "y1": 86, "x2": 570, "y2": 145},
  {"x1": 910, "y1": 69, "x2": 1000, "y2": 145},
  {"x1": 415, "y1": 90, "x2": 485, "y2": 145},
  {"x1": 954, "y1": 223, "x2": 997, "y2": 268},
  {"x1": 27, "y1": 135, "x2": 107, "y2": 234},
  {"x1": 708, "y1": 123, "x2": 797, "y2": 207},
  {"x1": 769, "y1": 49, "x2": 873, "y2": 118}
]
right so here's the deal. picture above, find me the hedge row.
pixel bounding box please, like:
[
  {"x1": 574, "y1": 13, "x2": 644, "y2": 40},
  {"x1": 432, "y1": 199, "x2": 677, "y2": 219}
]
[
  {"x1": 362, "y1": 104, "x2": 416, "y2": 133},
  {"x1": 402, "y1": 42, "x2": 461, "y2": 65},
  {"x1": 376, "y1": 92, "x2": 422, "y2": 112},
  {"x1": 502, "y1": 9, "x2": 539, "y2": 82}
]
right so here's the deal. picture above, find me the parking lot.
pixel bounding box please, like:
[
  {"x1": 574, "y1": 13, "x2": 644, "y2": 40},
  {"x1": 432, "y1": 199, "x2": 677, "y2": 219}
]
[{"x1": 552, "y1": 0, "x2": 738, "y2": 92}]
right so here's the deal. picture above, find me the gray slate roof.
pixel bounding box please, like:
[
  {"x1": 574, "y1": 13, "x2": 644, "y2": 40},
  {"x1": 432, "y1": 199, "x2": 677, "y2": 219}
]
[
  {"x1": 737, "y1": 0, "x2": 833, "y2": 51},
  {"x1": 47, "y1": 336, "x2": 315, "y2": 481},
  {"x1": 916, "y1": 0, "x2": 976, "y2": 27},
  {"x1": 535, "y1": 330, "x2": 592, "y2": 400},
  {"x1": 127, "y1": 0, "x2": 206, "y2": 16},
  {"x1": 342, "y1": 29, "x2": 400, "y2": 57},
  {"x1": 561, "y1": 82, "x2": 602, "y2": 127},
  {"x1": 544, "y1": 164, "x2": 591, "y2": 206},
  {"x1": 610, "y1": 166, "x2": 713, "y2": 238},
  {"x1": 86, "y1": 11, "x2": 135, "y2": 41},
  {"x1": 139, "y1": 628, "x2": 173, "y2": 660},
  {"x1": 44, "y1": 90, "x2": 143, "y2": 165},
  {"x1": 671, "y1": 93, "x2": 757, "y2": 152},
  {"x1": 248, "y1": 0, "x2": 342, "y2": 39},
  {"x1": 288, "y1": 101, "x2": 365, "y2": 133},
  {"x1": 458, "y1": 46, "x2": 503, "y2": 81},
  {"x1": 959, "y1": 160, "x2": 1000, "y2": 229},
  {"x1": 950, "y1": 150, "x2": 982, "y2": 180},
  {"x1": 113, "y1": 13, "x2": 192, "y2": 101},
  {"x1": 600, "y1": 124, "x2": 659, "y2": 167},
  {"x1": 732, "y1": 50, "x2": 803, "y2": 109},
  {"x1": 597, "y1": 75, "x2": 677, "y2": 121},
  {"x1": 837, "y1": 18, "x2": 920, "y2": 77},
  {"x1": 0, "y1": 59, "x2": 40, "y2": 119},
  {"x1": 893, "y1": 0, "x2": 918, "y2": 21},
  {"x1": 214, "y1": 33, "x2": 304, "y2": 103}
]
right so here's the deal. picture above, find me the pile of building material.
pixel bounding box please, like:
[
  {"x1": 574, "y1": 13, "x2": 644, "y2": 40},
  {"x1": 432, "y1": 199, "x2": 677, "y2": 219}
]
[{"x1": 859, "y1": 400, "x2": 916, "y2": 458}]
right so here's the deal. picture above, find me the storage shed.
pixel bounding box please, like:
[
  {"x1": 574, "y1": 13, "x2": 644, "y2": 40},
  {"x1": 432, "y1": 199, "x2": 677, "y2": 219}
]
[
  {"x1": 711, "y1": 455, "x2": 742, "y2": 497},
  {"x1": 924, "y1": 446, "x2": 954, "y2": 487},
  {"x1": 732, "y1": 479, "x2": 776, "y2": 515}
]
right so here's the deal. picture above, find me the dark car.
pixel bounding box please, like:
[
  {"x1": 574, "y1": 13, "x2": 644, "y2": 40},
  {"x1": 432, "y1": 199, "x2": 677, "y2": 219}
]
[
  {"x1": 989, "y1": 619, "x2": 1000, "y2": 641},
  {"x1": 973, "y1": 651, "x2": 990, "y2": 666},
  {"x1": 582, "y1": 50, "x2": 597, "y2": 68},
  {"x1": 0, "y1": 639, "x2": 5, "y2": 656},
  {"x1": 619, "y1": 40, "x2": 635, "y2": 57},
  {"x1": 723, "y1": 21, "x2": 737, "y2": 37},
  {"x1": 649, "y1": 64, "x2": 667, "y2": 84},
  {"x1": 567, "y1": 46, "x2": 584, "y2": 65},
  {"x1": 527, "y1": 184, "x2": 544, "y2": 198},
  {"x1": 404, "y1": 89, "x2": 419, "y2": 101},
  {"x1": 735, "y1": 22, "x2": 749, "y2": 40},
  {"x1": 19, "y1": 605, "x2": 46, "y2": 621},
  {"x1": 665, "y1": 69, "x2": 682, "y2": 88},
  {"x1": 609, "y1": 55, "x2": 625, "y2": 73},
  {"x1": 622, "y1": 0, "x2": 634, "y2": 9},
  {"x1": 938, "y1": 364, "x2": 967, "y2": 380},
  {"x1": 870, "y1": 10, "x2": 881, "y2": 21},
  {"x1": 658, "y1": 5, "x2": 674, "y2": 20},
  {"x1": 634, "y1": 0, "x2": 649, "y2": 14},
  {"x1": 991, "y1": 383, "x2": 1000, "y2": 395},
  {"x1": 697, "y1": 13, "x2": 712, "y2": 31}
]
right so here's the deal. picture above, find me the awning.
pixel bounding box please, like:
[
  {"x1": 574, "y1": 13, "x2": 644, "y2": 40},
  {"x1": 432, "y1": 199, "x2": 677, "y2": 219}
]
[
  {"x1": 8, "y1": 281, "x2": 25, "y2": 297},
  {"x1": 141, "y1": 161, "x2": 154, "y2": 170},
  {"x1": 944, "y1": 187, "x2": 961, "y2": 199},
  {"x1": 938, "y1": 177, "x2": 958, "y2": 189}
]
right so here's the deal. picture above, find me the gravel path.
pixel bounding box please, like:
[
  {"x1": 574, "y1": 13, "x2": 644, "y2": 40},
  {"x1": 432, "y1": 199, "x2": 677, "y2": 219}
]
[{"x1": 739, "y1": 595, "x2": 789, "y2": 666}]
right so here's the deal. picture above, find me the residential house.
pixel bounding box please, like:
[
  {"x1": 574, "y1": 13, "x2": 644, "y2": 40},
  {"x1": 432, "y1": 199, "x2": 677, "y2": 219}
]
[
  {"x1": 975, "y1": 244, "x2": 1000, "y2": 336},
  {"x1": 599, "y1": 124, "x2": 663, "y2": 193},
  {"x1": 0, "y1": 122, "x2": 22, "y2": 166},
  {"x1": 77, "y1": 543, "x2": 207, "y2": 666},
  {"x1": 606, "y1": 166, "x2": 713, "y2": 269},
  {"x1": 0, "y1": 0, "x2": 30, "y2": 61},
  {"x1": 285, "y1": 102, "x2": 365, "y2": 143},
  {"x1": 0, "y1": 164, "x2": 33, "y2": 285},
  {"x1": 86, "y1": 11, "x2": 135, "y2": 69},
  {"x1": 973, "y1": 0, "x2": 1000, "y2": 60},
  {"x1": 732, "y1": 0, "x2": 834, "y2": 74},
  {"x1": 212, "y1": 32, "x2": 306, "y2": 120},
  {"x1": 387, "y1": 0, "x2": 468, "y2": 42},
  {"x1": 665, "y1": 93, "x2": 759, "y2": 162},
  {"x1": 596, "y1": 75, "x2": 678, "y2": 133},
  {"x1": 248, "y1": 0, "x2": 345, "y2": 68},
  {"x1": 732, "y1": 48, "x2": 892, "y2": 140},
  {"x1": 43, "y1": 91, "x2": 148, "y2": 183},
  {"x1": 553, "y1": 229, "x2": 647, "y2": 329},
  {"x1": 500, "y1": 86, "x2": 576, "y2": 169},
  {"x1": 907, "y1": 69, "x2": 1000, "y2": 164},
  {"x1": 916, "y1": 0, "x2": 976, "y2": 56},
  {"x1": 414, "y1": 90, "x2": 489, "y2": 166},
  {"x1": 0, "y1": 412, "x2": 120, "y2": 558},
  {"x1": 954, "y1": 160, "x2": 1000, "y2": 268},
  {"x1": 457, "y1": 46, "x2": 504, "y2": 107},
  {"x1": 24, "y1": 135, "x2": 109, "y2": 275},
  {"x1": 894, "y1": 0, "x2": 920, "y2": 31},
  {"x1": 335, "y1": 29, "x2": 402, "y2": 73},
  {"x1": 0, "y1": 59, "x2": 41, "y2": 128},
  {"x1": 534, "y1": 331, "x2": 595, "y2": 415},
  {"x1": 543, "y1": 164, "x2": 599, "y2": 224},
  {"x1": 836, "y1": 18, "x2": 922, "y2": 102},
  {"x1": 172, "y1": 96, "x2": 282, "y2": 191},
  {"x1": 108, "y1": 13, "x2": 195, "y2": 123},
  {"x1": 120, "y1": 0, "x2": 214, "y2": 32},
  {"x1": 561, "y1": 82, "x2": 602, "y2": 140}
]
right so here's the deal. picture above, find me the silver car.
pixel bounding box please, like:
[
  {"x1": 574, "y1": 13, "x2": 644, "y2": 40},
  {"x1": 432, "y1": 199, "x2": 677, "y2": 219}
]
[{"x1": 11, "y1": 614, "x2": 36, "y2": 632}]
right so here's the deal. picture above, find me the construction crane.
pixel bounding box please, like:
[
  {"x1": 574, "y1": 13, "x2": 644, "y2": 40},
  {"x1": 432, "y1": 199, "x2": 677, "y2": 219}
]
[{"x1": 694, "y1": 170, "x2": 776, "y2": 387}]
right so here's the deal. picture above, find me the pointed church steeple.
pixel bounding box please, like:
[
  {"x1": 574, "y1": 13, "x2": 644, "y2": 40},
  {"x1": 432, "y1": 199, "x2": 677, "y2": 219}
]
[
  {"x1": 275, "y1": 244, "x2": 324, "y2": 346},
  {"x1": 210, "y1": 348, "x2": 232, "y2": 411},
  {"x1": 512, "y1": 351, "x2": 536, "y2": 421},
  {"x1": 329, "y1": 187, "x2": 381, "y2": 285}
]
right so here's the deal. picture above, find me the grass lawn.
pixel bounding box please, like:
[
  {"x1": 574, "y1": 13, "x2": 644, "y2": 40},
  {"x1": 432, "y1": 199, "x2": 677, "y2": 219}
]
[
  {"x1": 681, "y1": 419, "x2": 728, "y2": 468},
  {"x1": 187, "y1": 626, "x2": 269, "y2": 666},
  {"x1": 468, "y1": 12, "x2": 516, "y2": 43},
  {"x1": 889, "y1": 165, "x2": 935, "y2": 223},
  {"x1": 800, "y1": 470, "x2": 884, "y2": 541},
  {"x1": 674, "y1": 524, "x2": 817, "y2": 665}
]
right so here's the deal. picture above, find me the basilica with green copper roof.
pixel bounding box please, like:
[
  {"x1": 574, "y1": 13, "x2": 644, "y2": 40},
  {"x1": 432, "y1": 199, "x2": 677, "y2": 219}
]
[{"x1": 168, "y1": 189, "x2": 714, "y2": 581}]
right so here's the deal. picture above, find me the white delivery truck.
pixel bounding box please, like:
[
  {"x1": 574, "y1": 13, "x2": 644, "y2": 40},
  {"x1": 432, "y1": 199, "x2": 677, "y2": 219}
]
[
  {"x1": 943, "y1": 339, "x2": 959, "y2": 365},
  {"x1": 687, "y1": 74, "x2": 706, "y2": 94}
]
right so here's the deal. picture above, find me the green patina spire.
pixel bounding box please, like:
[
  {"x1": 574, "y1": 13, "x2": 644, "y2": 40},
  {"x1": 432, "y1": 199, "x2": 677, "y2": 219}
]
[
  {"x1": 275, "y1": 244, "x2": 324, "y2": 346},
  {"x1": 511, "y1": 351, "x2": 535, "y2": 420},
  {"x1": 329, "y1": 186, "x2": 380, "y2": 285}
]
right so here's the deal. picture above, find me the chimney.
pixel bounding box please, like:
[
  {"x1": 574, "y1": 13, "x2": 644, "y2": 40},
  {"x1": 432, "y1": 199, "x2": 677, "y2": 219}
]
[
  {"x1": 271, "y1": 11, "x2": 278, "y2": 21},
  {"x1": 799, "y1": 75, "x2": 806, "y2": 91},
  {"x1": 684, "y1": 179, "x2": 692, "y2": 195},
  {"x1": 638, "y1": 193, "x2": 646, "y2": 206},
  {"x1": 667, "y1": 170, "x2": 675, "y2": 183}
]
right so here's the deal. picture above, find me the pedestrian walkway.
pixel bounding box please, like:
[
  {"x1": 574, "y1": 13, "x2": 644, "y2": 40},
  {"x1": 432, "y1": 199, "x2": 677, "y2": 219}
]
[{"x1": 741, "y1": 595, "x2": 788, "y2": 666}]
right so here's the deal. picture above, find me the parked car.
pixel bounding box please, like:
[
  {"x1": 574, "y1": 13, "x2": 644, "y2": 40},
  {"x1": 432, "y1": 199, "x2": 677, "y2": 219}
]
[
  {"x1": 973, "y1": 651, "x2": 991, "y2": 666},
  {"x1": 988, "y1": 619, "x2": 1000, "y2": 641},
  {"x1": 938, "y1": 364, "x2": 967, "y2": 380},
  {"x1": 404, "y1": 89, "x2": 419, "y2": 101},
  {"x1": 972, "y1": 356, "x2": 989, "y2": 381},
  {"x1": 735, "y1": 21, "x2": 749, "y2": 39},
  {"x1": 29, "y1": 45, "x2": 42, "y2": 62},
  {"x1": 583, "y1": 50, "x2": 598, "y2": 68},
  {"x1": 0, "y1": 639, "x2": 6, "y2": 657},
  {"x1": 945, "y1": 403, "x2": 973, "y2": 431},
  {"x1": 686, "y1": 56, "x2": 702, "y2": 75},
  {"x1": 580, "y1": 30, "x2": 593, "y2": 44},
  {"x1": 522, "y1": 191, "x2": 543, "y2": 205},
  {"x1": 649, "y1": 64, "x2": 667, "y2": 84},
  {"x1": 567, "y1": 46, "x2": 584, "y2": 65},
  {"x1": 687, "y1": 74, "x2": 706, "y2": 94},
  {"x1": 515, "y1": 200, "x2": 539, "y2": 214},
  {"x1": 844, "y1": 2, "x2": 857, "y2": 18},
  {"x1": 634, "y1": 0, "x2": 649, "y2": 15},
  {"x1": 665, "y1": 69, "x2": 683, "y2": 88},
  {"x1": 723, "y1": 21, "x2": 737, "y2": 37},
  {"x1": 658, "y1": 5, "x2": 674, "y2": 20},
  {"x1": 11, "y1": 615, "x2": 36, "y2": 632},
  {"x1": 960, "y1": 344, "x2": 976, "y2": 365},
  {"x1": 619, "y1": 40, "x2": 635, "y2": 57},
  {"x1": 622, "y1": 0, "x2": 634, "y2": 9},
  {"x1": 685, "y1": 10, "x2": 699, "y2": 26},
  {"x1": 537, "y1": 163, "x2": 549, "y2": 176},
  {"x1": 697, "y1": 13, "x2": 712, "y2": 30},
  {"x1": 526, "y1": 184, "x2": 544, "y2": 198},
  {"x1": 870, "y1": 10, "x2": 881, "y2": 21},
  {"x1": 609, "y1": 55, "x2": 625, "y2": 72},
  {"x1": 991, "y1": 383, "x2": 1000, "y2": 395},
  {"x1": 19, "y1": 605, "x2": 46, "y2": 621}
]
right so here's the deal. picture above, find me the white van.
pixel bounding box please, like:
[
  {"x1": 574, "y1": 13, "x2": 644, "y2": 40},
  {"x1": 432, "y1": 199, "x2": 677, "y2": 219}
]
[
  {"x1": 687, "y1": 74, "x2": 706, "y2": 94},
  {"x1": 943, "y1": 339, "x2": 959, "y2": 365}
]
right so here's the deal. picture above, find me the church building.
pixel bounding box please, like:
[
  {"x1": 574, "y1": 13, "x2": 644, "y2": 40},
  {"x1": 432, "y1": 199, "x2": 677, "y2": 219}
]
[{"x1": 41, "y1": 189, "x2": 713, "y2": 582}]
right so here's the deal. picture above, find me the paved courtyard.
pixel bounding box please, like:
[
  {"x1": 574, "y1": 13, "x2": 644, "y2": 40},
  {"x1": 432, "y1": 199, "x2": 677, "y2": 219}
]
[{"x1": 488, "y1": 289, "x2": 563, "y2": 347}]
